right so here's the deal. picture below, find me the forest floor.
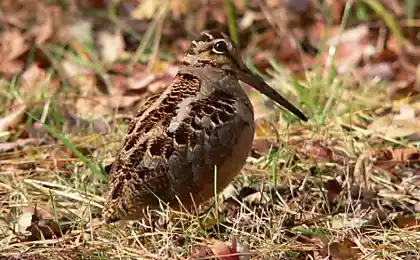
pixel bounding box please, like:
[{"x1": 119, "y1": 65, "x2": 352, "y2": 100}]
[{"x1": 1, "y1": 0, "x2": 420, "y2": 259}]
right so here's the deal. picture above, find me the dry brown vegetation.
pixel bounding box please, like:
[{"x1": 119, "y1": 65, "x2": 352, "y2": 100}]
[{"x1": 1, "y1": 0, "x2": 420, "y2": 259}]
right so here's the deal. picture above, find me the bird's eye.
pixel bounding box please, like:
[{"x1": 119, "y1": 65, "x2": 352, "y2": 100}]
[{"x1": 212, "y1": 40, "x2": 228, "y2": 54}]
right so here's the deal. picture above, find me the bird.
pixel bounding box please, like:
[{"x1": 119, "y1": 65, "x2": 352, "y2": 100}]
[{"x1": 102, "y1": 30, "x2": 308, "y2": 223}]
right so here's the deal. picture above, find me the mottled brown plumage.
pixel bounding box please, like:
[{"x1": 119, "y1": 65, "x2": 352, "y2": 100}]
[{"x1": 102, "y1": 30, "x2": 307, "y2": 223}]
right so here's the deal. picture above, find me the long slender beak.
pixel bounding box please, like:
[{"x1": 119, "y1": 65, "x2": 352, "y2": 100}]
[{"x1": 237, "y1": 67, "x2": 308, "y2": 121}]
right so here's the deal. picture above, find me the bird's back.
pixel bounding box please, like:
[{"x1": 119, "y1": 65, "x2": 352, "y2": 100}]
[{"x1": 103, "y1": 67, "x2": 255, "y2": 223}]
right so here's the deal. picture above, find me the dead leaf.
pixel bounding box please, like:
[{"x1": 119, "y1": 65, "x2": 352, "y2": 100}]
[
  {"x1": 370, "y1": 49, "x2": 399, "y2": 63},
  {"x1": 131, "y1": 0, "x2": 164, "y2": 20},
  {"x1": 171, "y1": 0, "x2": 191, "y2": 18},
  {"x1": 330, "y1": 214, "x2": 368, "y2": 230},
  {"x1": 326, "y1": 24, "x2": 371, "y2": 74},
  {"x1": 188, "y1": 238, "x2": 244, "y2": 260},
  {"x1": 414, "y1": 202, "x2": 420, "y2": 212},
  {"x1": 28, "y1": 11, "x2": 54, "y2": 45},
  {"x1": 252, "y1": 139, "x2": 277, "y2": 157},
  {"x1": 354, "y1": 147, "x2": 420, "y2": 189},
  {"x1": 0, "y1": 104, "x2": 27, "y2": 133},
  {"x1": 390, "y1": 147, "x2": 420, "y2": 162},
  {"x1": 14, "y1": 207, "x2": 33, "y2": 236},
  {"x1": 284, "y1": 0, "x2": 311, "y2": 12},
  {"x1": 302, "y1": 139, "x2": 334, "y2": 162},
  {"x1": 213, "y1": 239, "x2": 240, "y2": 260},
  {"x1": 189, "y1": 244, "x2": 214, "y2": 259},
  {"x1": 127, "y1": 72, "x2": 156, "y2": 90},
  {"x1": 60, "y1": 56, "x2": 95, "y2": 88},
  {"x1": 19, "y1": 64, "x2": 48, "y2": 97},
  {"x1": 387, "y1": 80, "x2": 420, "y2": 100},
  {"x1": 326, "y1": 179, "x2": 342, "y2": 202},
  {"x1": 0, "y1": 28, "x2": 28, "y2": 75},
  {"x1": 367, "y1": 113, "x2": 420, "y2": 140},
  {"x1": 74, "y1": 97, "x2": 112, "y2": 119},
  {"x1": 394, "y1": 215, "x2": 420, "y2": 230},
  {"x1": 360, "y1": 62, "x2": 394, "y2": 80},
  {"x1": 373, "y1": 147, "x2": 419, "y2": 179},
  {"x1": 0, "y1": 28, "x2": 29, "y2": 60},
  {"x1": 321, "y1": 239, "x2": 361, "y2": 259},
  {"x1": 395, "y1": 104, "x2": 417, "y2": 120},
  {"x1": 23, "y1": 206, "x2": 71, "y2": 241},
  {"x1": 96, "y1": 29, "x2": 125, "y2": 67},
  {"x1": 56, "y1": 19, "x2": 93, "y2": 44},
  {"x1": 210, "y1": 7, "x2": 226, "y2": 25}
]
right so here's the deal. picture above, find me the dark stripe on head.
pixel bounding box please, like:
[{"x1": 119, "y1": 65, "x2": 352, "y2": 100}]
[{"x1": 199, "y1": 30, "x2": 228, "y2": 42}]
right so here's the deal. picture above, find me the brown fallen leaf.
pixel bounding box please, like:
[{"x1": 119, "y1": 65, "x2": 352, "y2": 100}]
[
  {"x1": 326, "y1": 179, "x2": 342, "y2": 203},
  {"x1": 301, "y1": 139, "x2": 334, "y2": 162},
  {"x1": 189, "y1": 244, "x2": 214, "y2": 259},
  {"x1": 188, "y1": 237, "x2": 245, "y2": 260},
  {"x1": 370, "y1": 49, "x2": 399, "y2": 63},
  {"x1": 22, "y1": 205, "x2": 71, "y2": 242},
  {"x1": 60, "y1": 54, "x2": 96, "y2": 89},
  {"x1": 19, "y1": 64, "x2": 50, "y2": 98},
  {"x1": 360, "y1": 147, "x2": 419, "y2": 165},
  {"x1": 56, "y1": 18, "x2": 93, "y2": 45},
  {"x1": 0, "y1": 104, "x2": 27, "y2": 133},
  {"x1": 131, "y1": 0, "x2": 164, "y2": 20},
  {"x1": 11, "y1": 204, "x2": 71, "y2": 242},
  {"x1": 325, "y1": 24, "x2": 371, "y2": 74},
  {"x1": 170, "y1": 0, "x2": 191, "y2": 19},
  {"x1": 27, "y1": 9, "x2": 54, "y2": 45},
  {"x1": 414, "y1": 202, "x2": 420, "y2": 212},
  {"x1": 387, "y1": 80, "x2": 420, "y2": 100},
  {"x1": 213, "y1": 240, "x2": 240, "y2": 260},
  {"x1": 252, "y1": 139, "x2": 278, "y2": 157},
  {"x1": 360, "y1": 62, "x2": 394, "y2": 81},
  {"x1": 389, "y1": 147, "x2": 420, "y2": 162},
  {"x1": 321, "y1": 238, "x2": 361, "y2": 259},
  {"x1": 0, "y1": 28, "x2": 29, "y2": 76},
  {"x1": 354, "y1": 147, "x2": 420, "y2": 189},
  {"x1": 367, "y1": 114, "x2": 420, "y2": 141},
  {"x1": 394, "y1": 215, "x2": 420, "y2": 230},
  {"x1": 96, "y1": 28, "x2": 125, "y2": 67}
]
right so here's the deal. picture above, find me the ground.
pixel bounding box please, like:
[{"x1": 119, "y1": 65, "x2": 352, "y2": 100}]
[{"x1": 0, "y1": 0, "x2": 420, "y2": 259}]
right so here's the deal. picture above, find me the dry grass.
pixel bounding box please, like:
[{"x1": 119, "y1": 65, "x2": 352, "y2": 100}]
[
  {"x1": 1, "y1": 0, "x2": 420, "y2": 259},
  {"x1": 1, "y1": 108, "x2": 419, "y2": 259}
]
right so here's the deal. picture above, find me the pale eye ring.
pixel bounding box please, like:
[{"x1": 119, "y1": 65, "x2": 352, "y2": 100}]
[{"x1": 212, "y1": 40, "x2": 228, "y2": 54}]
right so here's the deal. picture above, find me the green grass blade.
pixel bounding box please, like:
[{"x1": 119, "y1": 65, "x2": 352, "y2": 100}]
[{"x1": 27, "y1": 113, "x2": 107, "y2": 182}]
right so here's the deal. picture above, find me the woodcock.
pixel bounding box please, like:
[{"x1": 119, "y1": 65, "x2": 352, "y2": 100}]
[{"x1": 103, "y1": 30, "x2": 308, "y2": 223}]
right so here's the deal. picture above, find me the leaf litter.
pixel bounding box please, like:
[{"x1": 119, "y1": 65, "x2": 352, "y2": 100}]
[{"x1": 0, "y1": 0, "x2": 420, "y2": 259}]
